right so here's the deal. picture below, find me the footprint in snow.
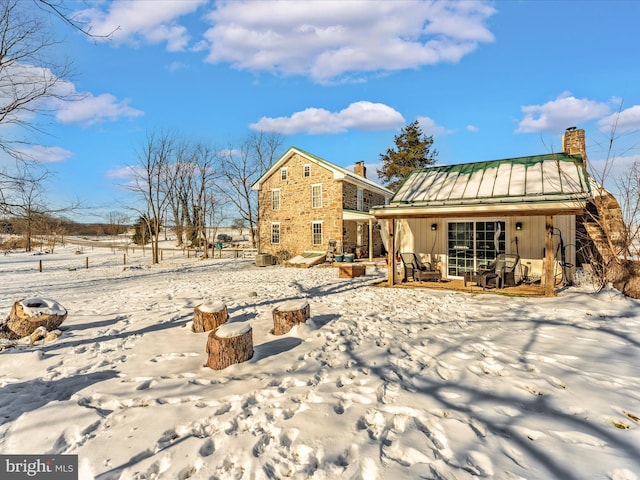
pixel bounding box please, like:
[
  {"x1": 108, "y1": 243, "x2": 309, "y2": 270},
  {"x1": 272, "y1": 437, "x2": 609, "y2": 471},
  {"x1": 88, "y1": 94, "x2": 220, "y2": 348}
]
[
  {"x1": 377, "y1": 381, "x2": 399, "y2": 404},
  {"x1": 199, "y1": 438, "x2": 215, "y2": 457}
]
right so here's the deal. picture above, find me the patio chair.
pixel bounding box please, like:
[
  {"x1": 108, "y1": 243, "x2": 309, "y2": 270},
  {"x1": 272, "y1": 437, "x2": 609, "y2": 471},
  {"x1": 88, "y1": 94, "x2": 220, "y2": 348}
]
[
  {"x1": 400, "y1": 252, "x2": 441, "y2": 282},
  {"x1": 479, "y1": 253, "x2": 520, "y2": 289}
]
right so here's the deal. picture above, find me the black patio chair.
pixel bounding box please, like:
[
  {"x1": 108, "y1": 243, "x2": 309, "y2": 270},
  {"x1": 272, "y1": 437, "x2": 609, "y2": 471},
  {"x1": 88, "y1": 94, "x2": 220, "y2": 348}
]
[
  {"x1": 479, "y1": 253, "x2": 520, "y2": 289},
  {"x1": 400, "y1": 252, "x2": 441, "y2": 282}
]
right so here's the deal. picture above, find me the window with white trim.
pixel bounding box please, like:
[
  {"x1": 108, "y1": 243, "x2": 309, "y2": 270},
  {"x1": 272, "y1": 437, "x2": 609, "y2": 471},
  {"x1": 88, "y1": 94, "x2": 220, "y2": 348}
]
[
  {"x1": 271, "y1": 223, "x2": 281, "y2": 244},
  {"x1": 280, "y1": 167, "x2": 288, "y2": 180},
  {"x1": 271, "y1": 189, "x2": 280, "y2": 210},
  {"x1": 312, "y1": 221, "x2": 323, "y2": 245},
  {"x1": 303, "y1": 164, "x2": 311, "y2": 177},
  {"x1": 357, "y1": 188, "x2": 363, "y2": 211},
  {"x1": 311, "y1": 184, "x2": 322, "y2": 208}
]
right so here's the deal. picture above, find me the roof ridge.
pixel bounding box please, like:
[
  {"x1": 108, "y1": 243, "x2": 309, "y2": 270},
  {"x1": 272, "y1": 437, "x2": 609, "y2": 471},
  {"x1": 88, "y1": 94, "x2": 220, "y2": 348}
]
[{"x1": 406, "y1": 152, "x2": 583, "y2": 175}]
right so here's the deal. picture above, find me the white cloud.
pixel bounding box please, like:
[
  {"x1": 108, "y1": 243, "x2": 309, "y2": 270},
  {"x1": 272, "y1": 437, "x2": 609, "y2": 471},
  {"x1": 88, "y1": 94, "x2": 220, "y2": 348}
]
[
  {"x1": 598, "y1": 105, "x2": 640, "y2": 135},
  {"x1": 166, "y1": 61, "x2": 188, "y2": 72},
  {"x1": 250, "y1": 101, "x2": 405, "y2": 134},
  {"x1": 56, "y1": 93, "x2": 144, "y2": 126},
  {"x1": 106, "y1": 165, "x2": 141, "y2": 180},
  {"x1": 76, "y1": 0, "x2": 206, "y2": 51},
  {"x1": 588, "y1": 153, "x2": 640, "y2": 192},
  {"x1": 517, "y1": 92, "x2": 610, "y2": 133},
  {"x1": 204, "y1": 0, "x2": 496, "y2": 83},
  {"x1": 0, "y1": 62, "x2": 138, "y2": 130},
  {"x1": 417, "y1": 116, "x2": 452, "y2": 136},
  {"x1": 15, "y1": 145, "x2": 74, "y2": 164},
  {"x1": 466, "y1": 125, "x2": 479, "y2": 132}
]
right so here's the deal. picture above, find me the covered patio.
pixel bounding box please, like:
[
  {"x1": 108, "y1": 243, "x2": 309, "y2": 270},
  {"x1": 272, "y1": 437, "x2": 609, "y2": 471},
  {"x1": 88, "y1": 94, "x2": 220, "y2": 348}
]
[{"x1": 371, "y1": 151, "x2": 592, "y2": 297}]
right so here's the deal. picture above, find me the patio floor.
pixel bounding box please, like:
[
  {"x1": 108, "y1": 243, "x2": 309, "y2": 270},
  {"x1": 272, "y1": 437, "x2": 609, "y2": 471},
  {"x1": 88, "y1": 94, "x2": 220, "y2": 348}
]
[
  {"x1": 332, "y1": 259, "x2": 549, "y2": 297},
  {"x1": 387, "y1": 278, "x2": 547, "y2": 297}
]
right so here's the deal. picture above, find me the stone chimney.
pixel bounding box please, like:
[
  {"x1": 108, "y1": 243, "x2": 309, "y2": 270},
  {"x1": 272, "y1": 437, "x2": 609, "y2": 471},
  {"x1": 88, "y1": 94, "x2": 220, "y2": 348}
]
[
  {"x1": 354, "y1": 161, "x2": 367, "y2": 178},
  {"x1": 562, "y1": 127, "x2": 587, "y2": 165}
]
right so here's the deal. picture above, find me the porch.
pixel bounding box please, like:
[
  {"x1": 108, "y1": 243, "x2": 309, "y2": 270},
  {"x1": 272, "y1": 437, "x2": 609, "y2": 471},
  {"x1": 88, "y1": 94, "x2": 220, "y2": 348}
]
[{"x1": 385, "y1": 278, "x2": 546, "y2": 297}]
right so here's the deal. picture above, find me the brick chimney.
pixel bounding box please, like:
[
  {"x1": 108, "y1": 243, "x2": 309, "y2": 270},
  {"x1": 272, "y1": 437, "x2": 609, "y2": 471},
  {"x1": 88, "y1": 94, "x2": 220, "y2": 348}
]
[
  {"x1": 562, "y1": 127, "x2": 587, "y2": 165},
  {"x1": 354, "y1": 161, "x2": 367, "y2": 178}
]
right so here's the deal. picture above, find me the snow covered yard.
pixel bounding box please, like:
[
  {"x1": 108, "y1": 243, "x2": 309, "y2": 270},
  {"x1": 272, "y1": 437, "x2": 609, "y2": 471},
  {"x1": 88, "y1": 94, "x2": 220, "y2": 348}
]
[{"x1": 0, "y1": 246, "x2": 639, "y2": 479}]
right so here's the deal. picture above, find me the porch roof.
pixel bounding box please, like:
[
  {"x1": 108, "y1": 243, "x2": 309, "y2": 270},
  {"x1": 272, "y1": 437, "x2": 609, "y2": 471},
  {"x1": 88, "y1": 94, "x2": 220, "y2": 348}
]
[
  {"x1": 343, "y1": 209, "x2": 375, "y2": 221},
  {"x1": 371, "y1": 153, "x2": 591, "y2": 219}
]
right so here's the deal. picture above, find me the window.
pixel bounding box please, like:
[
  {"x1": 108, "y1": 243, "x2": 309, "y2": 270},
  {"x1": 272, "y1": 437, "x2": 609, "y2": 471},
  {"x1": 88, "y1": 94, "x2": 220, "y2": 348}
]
[
  {"x1": 447, "y1": 221, "x2": 505, "y2": 277},
  {"x1": 312, "y1": 221, "x2": 323, "y2": 245},
  {"x1": 357, "y1": 188, "x2": 363, "y2": 211},
  {"x1": 311, "y1": 184, "x2": 322, "y2": 208},
  {"x1": 303, "y1": 164, "x2": 311, "y2": 177},
  {"x1": 280, "y1": 167, "x2": 288, "y2": 180},
  {"x1": 271, "y1": 189, "x2": 280, "y2": 210},
  {"x1": 271, "y1": 223, "x2": 280, "y2": 244}
]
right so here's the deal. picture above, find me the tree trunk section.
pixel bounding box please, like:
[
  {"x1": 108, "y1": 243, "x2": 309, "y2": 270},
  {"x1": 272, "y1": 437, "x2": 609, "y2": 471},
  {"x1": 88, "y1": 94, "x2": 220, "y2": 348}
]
[
  {"x1": 193, "y1": 302, "x2": 228, "y2": 333},
  {"x1": 3, "y1": 299, "x2": 67, "y2": 340},
  {"x1": 272, "y1": 300, "x2": 310, "y2": 335},
  {"x1": 206, "y1": 324, "x2": 253, "y2": 370}
]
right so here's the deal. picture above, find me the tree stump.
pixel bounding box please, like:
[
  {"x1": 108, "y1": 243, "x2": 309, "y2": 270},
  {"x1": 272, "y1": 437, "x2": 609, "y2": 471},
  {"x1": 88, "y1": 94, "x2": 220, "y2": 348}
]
[
  {"x1": 206, "y1": 323, "x2": 253, "y2": 370},
  {"x1": 272, "y1": 300, "x2": 310, "y2": 335},
  {"x1": 2, "y1": 298, "x2": 67, "y2": 340},
  {"x1": 193, "y1": 301, "x2": 228, "y2": 333}
]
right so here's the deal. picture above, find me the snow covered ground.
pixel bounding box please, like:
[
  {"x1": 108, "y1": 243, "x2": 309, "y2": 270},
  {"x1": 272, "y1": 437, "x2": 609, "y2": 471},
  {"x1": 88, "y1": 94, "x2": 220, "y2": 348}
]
[{"x1": 1, "y1": 243, "x2": 639, "y2": 480}]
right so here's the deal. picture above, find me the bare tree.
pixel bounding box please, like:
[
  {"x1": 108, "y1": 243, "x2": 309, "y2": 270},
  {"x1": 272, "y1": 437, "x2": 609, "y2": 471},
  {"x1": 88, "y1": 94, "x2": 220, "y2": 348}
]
[
  {"x1": 1, "y1": 162, "x2": 76, "y2": 251},
  {"x1": 577, "y1": 105, "x2": 640, "y2": 297},
  {"x1": 164, "y1": 145, "x2": 190, "y2": 246},
  {"x1": 105, "y1": 210, "x2": 129, "y2": 252},
  {"x1": 215, "y1": 132, "x2": 283, "y2": 248},
  {"x1": 0, "y1": 0, "x2": 77, "y2": 159},
  {"x1": 34, "y1": 0, "x2": 117, "y2": 38},
  {"x1": 127, "y1": 131, "x2": 176, "y2": 264},
  {"x1": 188, "y1": 143, "x2": 217, "y2": 257}
]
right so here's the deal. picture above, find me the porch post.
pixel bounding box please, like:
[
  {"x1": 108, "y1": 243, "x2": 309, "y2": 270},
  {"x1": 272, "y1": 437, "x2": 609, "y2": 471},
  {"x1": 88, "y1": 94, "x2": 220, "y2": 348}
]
[
  {"x1": 544, "y1": 215, "x2": 556, "y2": 296},
  {"x1": 388, "y1": 219, "x2": 395, "y2": 286},
  {"x1": 368, "y1": 219, "x2": 373, "y2": 262}
]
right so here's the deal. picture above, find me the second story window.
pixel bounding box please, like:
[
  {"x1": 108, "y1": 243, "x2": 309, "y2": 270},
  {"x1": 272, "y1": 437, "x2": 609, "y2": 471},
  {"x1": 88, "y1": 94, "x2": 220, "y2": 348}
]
[
  {"x1": 357, "y1": 188, "x2": 363, "y2": 211},
  {"x1": 311, "y1": 184, "x2": 322, "y2": 208},
  {"x1": 303, "y1": 164, "x2": 311, "y2": 177},
  {"x1": 271, "y1": 189, "x2": 280, "y2": 210},
  {"x1": 280, "y1": 167, "x2": 288, "y2": 180}
]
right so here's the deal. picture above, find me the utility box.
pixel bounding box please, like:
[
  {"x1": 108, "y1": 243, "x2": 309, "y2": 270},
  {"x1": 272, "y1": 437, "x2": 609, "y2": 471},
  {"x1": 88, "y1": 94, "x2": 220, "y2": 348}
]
[{"x1": 255, "y1": 253, "x2": 275, "y2": 267}]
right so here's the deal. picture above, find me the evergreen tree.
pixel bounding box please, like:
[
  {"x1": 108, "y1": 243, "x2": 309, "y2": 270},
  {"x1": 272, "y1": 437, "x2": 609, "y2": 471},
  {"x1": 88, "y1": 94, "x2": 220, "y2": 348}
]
[
  {"x1": 132, "y1": 215, "x2": 152, "y2": 245},
  {"x1": 377, "y1": 120, "x2": 438, "y2": 191}
]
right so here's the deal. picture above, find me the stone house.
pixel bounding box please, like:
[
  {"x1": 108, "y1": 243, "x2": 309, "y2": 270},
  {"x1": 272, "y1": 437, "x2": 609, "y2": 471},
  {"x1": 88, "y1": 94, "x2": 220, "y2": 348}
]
[{"x1": 252, "y1": 147, "x2": 393, "y2": 261}]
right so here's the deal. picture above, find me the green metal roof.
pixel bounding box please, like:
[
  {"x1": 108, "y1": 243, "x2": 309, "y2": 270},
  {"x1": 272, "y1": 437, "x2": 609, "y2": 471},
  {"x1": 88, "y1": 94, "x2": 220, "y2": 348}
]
[{"x1": 392, "y1": 153, "x2": 591, "y2": 206}]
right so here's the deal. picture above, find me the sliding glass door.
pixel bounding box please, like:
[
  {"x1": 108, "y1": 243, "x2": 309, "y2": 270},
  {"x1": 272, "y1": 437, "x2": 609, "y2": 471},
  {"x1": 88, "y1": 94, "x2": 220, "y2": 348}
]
[{"x1": 447, "y1": 221, "x2": 505, "y2": 277}]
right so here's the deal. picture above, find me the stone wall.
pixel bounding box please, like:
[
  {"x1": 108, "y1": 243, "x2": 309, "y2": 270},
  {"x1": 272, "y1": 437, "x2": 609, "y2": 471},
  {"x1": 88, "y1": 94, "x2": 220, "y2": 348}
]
[
  {"x1": 342, "y1": 182, "x2": 387, "y2": 212},
  {"x1": 258, "y1": 153, "x2": 343, "y2": 259}
]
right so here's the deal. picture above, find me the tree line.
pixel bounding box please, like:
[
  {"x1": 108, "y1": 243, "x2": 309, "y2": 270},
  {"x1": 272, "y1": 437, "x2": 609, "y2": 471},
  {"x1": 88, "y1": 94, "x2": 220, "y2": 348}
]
[{"x1": 127, "y1": 130, "x2": 283, "y2": 264}]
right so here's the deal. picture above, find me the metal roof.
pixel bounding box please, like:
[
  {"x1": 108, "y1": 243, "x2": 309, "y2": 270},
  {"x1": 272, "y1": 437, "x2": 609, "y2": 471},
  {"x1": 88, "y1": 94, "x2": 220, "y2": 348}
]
[{"x1": 392, "y1": 153, "x2": 591, "y2": 206}]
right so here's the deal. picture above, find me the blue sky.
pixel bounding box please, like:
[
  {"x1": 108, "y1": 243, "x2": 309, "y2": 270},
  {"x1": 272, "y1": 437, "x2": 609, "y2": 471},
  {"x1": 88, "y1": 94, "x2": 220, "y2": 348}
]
[{"x1": 8, "y1": 0, "x2": 640, "y2": 222}]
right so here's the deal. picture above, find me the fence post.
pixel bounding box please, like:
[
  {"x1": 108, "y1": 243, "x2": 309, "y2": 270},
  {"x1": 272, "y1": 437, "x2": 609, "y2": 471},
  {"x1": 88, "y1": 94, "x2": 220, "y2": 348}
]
[
  {"x1": 124, "y1": 253, "x2": 126, "y2": 265},
  {"x1": 39, "y1": 259, "x2": 42, "y2": 272},
  {"x1": 86, "y1": 257, "x2": 89, "y2": 269}
]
